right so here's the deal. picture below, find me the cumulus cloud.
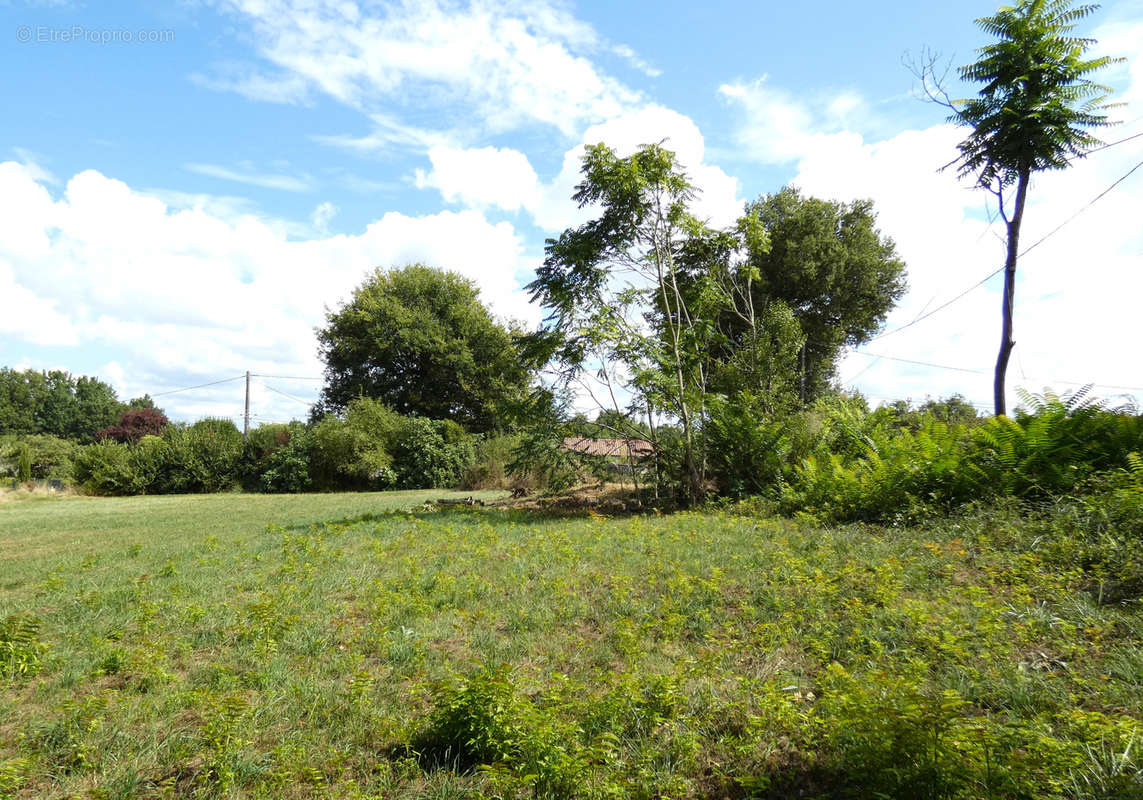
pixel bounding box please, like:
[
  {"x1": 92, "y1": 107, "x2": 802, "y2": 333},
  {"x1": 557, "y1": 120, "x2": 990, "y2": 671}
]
[
  {"x1": 414, "y1": 146, "x2": 540, "y2": 212},
  {"x1": 0, "y1": 162, "x2": 538, "y2": 421},
  {"x1": 416, "y1": 105, "x2": 744, "y2": 232}
]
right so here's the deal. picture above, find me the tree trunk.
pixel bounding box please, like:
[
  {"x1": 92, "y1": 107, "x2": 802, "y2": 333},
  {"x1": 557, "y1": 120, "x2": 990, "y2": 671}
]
[{"x1": 994, "y1": 167, "x2": 1030, "y2": 417}]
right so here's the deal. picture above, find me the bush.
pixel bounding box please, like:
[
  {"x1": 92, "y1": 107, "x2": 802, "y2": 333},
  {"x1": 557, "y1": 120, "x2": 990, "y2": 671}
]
[
  {"x1": 259, "y1": 423, "x2": 314, "y2": 494},
  {"x1": 239, "y1": 424, "x2": 292, "y2": 490},
  {"x1": 72, "y1": 440, "x2": 140, "y2": 495},
  {"x1": 774, "y1": 389, "x2": 1143, "y2": 525},
  {"x1": 308, "y1": 399, "x2": 398, "y2": 491},
  {"x1": 392, "y1": 417, "x2": 474, "y2": 489},
  {"x1": 158, "y1": 419, "x2": 244, "y2": 493}
]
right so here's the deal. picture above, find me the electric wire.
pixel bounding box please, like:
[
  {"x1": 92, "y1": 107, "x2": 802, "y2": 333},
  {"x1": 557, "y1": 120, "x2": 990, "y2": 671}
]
[{"x1": 150, "y1": 375, "x2": 246, "y2": 397}]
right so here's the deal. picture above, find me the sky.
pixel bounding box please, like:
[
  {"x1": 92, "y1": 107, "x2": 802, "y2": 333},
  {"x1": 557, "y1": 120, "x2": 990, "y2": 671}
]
[{"x1": 2, "y1": 0, "x2": 1141, "y2": 425}]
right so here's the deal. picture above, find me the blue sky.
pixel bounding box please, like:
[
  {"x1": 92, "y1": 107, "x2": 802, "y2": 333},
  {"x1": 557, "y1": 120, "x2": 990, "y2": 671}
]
[{"x1": 2, "y1": 0, "x2": 1142, "y2": 422}]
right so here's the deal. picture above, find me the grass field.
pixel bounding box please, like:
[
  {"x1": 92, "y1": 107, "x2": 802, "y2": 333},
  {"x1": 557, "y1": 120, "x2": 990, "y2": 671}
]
[{"x1": 1, "y1": 494, "x2": 1141, "y2": 798}]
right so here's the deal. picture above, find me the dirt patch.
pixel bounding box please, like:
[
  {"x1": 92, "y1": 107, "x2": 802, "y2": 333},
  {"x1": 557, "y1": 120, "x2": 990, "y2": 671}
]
[{"x1": 488, "y1": 482, "x2": 648, "y2": 516}]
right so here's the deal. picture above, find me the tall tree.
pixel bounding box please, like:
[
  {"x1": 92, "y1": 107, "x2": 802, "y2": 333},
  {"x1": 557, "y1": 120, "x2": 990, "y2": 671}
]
[
  {"x1": 0, "y1": 368, "x2": 123, "y2": 440},
  {"x1": 735, "y1": 187, "x2": 906, "y2": 403},
  {"x1": 317, "y1": 265, "x2": 530, "y2": 433},
  {"x1": 925, "y1": 0, "x2": 1120, "y2": 415},
  {"x1": 527, "y1": 143, "x2": 717, "y2": 504}
]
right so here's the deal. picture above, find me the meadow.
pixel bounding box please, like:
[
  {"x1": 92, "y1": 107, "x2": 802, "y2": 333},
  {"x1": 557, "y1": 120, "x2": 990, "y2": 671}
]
[{"x1": 1, "y1": 493, "x2": 1141, "y2": 799}]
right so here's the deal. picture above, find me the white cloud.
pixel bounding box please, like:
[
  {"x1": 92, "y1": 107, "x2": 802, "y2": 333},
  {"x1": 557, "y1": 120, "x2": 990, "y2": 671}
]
[
  {"x1": 11, "y1": 147, "x2": 58, "y2": 185},
  {"x1": 416, "y1": 105, "x2": 744, "y2": 232},
  {"x1": 722, "y1": 33, "x2": 1143, "y2": 410},
  {"x1": 718, "y1": 76, "x2": 866, "y2": 165},
  {"x1": 314, "y1": 112, "x2": 454, "y2": 155},
  {"x1": 612, "y1": 44, "x2": 662, "y2": 78},
  {"x1": 414, "y1": 145, "x2": 540, "y2": 212},
  {"x1": 185, "y1": 161, "x2": 314, "y2": 192},
  {"x1": 0, "y1": 163, "x2": 538, "y2": 421},
  {"x1": 208, "y1": 0, "x2": 643, "y2": 138},
  {"x1": 310, "y1": 201, "x2": 338, "y2": 234}
]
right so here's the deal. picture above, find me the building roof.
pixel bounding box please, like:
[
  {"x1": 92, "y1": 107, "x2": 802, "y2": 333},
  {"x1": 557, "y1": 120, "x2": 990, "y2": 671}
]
[{"x1": 561, "y1": 437, "x2": 654, "y2": 459}]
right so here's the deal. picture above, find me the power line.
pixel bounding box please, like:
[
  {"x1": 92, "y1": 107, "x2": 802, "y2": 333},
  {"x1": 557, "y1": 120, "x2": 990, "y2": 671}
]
[
  {"x1": 261, "y1": 382, "x2": 315, "y2": 408},
  {"x1": 851, "y1": 349, "x2": 1143, "y2": 393},
  {"x1": 1019, "y1": 156, "x2": 1143, "y2": 257},
  {"x1": 854, "y1": 350, "x2": 990, "y2": 374},
  {"x1": 1086, "y1": 129, "x2": 1143, "y2": 155},
  {"x1": 151, "y1": 375, "x2": 245, "y2": 398},
  {"x1": 868, "y1": 272, "x2": 1001, "y2": 342}
]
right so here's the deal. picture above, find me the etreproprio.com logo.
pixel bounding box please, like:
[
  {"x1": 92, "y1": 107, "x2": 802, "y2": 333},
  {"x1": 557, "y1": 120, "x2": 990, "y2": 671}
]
[{"x1": 17, "y1": 26, "x2": 176, "y2": 45}]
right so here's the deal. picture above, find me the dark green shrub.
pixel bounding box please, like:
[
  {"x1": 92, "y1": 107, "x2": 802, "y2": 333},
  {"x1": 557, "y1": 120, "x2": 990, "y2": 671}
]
[
  {"x1": 707, "y1": 393, "x2": 803, "y2": 498},
  {"x1": 392, "y1": 417, "x2": 474, "y2": 489},
  {"x1": 308, "y1": 399, "x2": 398, "y2": 491},
  {"x1": 259, "y1": 423, "x2": 314, "y2": 494},
  {"x1": 240, "y1": 423, "x2": 292, "y2": 490},
  {"x1": 157, "y1": 419, "x2": 244, "y2": 493},
  {"x1": 17, "y1": 435, "x2": 78, "y2": 481},
  {"x1": 16, "y1": 444, "x2": 31, "y2": 483},
  {"x1": 72, "y1": 441, "x2": 140, "y2": 495}
]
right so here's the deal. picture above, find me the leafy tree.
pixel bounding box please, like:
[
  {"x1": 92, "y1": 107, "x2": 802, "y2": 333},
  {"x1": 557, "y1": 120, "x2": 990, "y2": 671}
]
[
  {"x1": 1, "y1": 434, "x2": 78, "y2": 481},
  {"x1": 317, "y1": 265, "x2": 530, "y2": 433},
  {"x1": 0, "y1": 370, "x2": 38, "y2": 434},
  {"x1": 527, "y1": 143, "x2": 722, "y2": 504},
  {"x1": 97, "y1": 407, "x2": 170, "y2": 444},
  {"x1": 0, "y1": 368, "x2": 123, "y2": 440},
  {"x1": 736, "y1": 187, "x2": 907, "y2": 402},
  {"x1": 920, "y1": 0, "x2": 1121, "y2": 415},
  {"x1": 70, "y1": 376, "x2": 123, "y2": 441},
  {"x1": 391, "y1": 417, "x2": 474, "y2": 489}
]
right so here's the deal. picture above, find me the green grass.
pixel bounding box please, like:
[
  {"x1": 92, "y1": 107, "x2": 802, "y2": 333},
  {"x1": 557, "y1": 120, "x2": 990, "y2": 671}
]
[
  {"x1": 1, "y1": 495, "x2": 1141, "y2": 798},
  {"x1": 0, "y1": 490, "x2": 504, "y2": 577}
]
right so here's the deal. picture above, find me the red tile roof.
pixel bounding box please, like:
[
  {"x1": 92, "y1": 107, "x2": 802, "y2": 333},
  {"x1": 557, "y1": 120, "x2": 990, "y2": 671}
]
[{"x1": 561, "y1": 437, "x2": 654, "y2": 459}]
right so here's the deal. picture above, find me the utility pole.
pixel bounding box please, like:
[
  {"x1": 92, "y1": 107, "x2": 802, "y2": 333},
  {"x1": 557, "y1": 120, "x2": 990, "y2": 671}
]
[{"x1": 243, "y1": 370, "x2": 251, "y2": 440}]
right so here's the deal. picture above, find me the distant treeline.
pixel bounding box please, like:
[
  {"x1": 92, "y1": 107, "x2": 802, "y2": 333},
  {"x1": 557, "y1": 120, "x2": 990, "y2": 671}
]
[{"x1": 0, "y1": 367, "x2": 160, "y2": 441}]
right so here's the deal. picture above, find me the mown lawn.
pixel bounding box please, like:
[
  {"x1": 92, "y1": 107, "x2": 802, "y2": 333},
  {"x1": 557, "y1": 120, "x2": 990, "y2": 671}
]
[{"x1": 1, "y1": 495, "x2": 1141, "y2": 798}]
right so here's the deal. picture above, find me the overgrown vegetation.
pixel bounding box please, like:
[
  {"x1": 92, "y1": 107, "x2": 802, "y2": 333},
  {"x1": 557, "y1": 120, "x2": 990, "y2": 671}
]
[{"x1": 1, "y1": 494, "x2": 1141, "y2": 798}]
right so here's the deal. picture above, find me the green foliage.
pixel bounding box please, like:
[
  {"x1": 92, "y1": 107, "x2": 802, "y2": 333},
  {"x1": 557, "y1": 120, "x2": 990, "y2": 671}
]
[
  {"x1": 133, "y1": 419, "x2": 245, "y2": 494},
  {"x1": 953, "y1": 0, "x2": 1121, "y2": 188},
  {"x1": 0, "y1": 368, "x2": 124, "y2": 441},
  {"x1": 0, "y1": 614, "x2": 47, "y2": 679},
  {"x1": 317, "y1": 264, "x2": 531, "y2": 433},
  {"x1": 737, "y1": 187, "x2": 908, "y2": 400},
  {"x1": 778, "y1": 388, "x2": 1143, "y2": 525},
  {"x1": 309, "y1": 398, "x2": 399, "y2": 490},
  {"x1": 259, "y1": 422, "x2": 315, "y2": 494},
  {"x1": 16, "y1": 444, "x2": 31, "y2": 483},
  {"x1": 391, "y1": 417, "x2": 474, "y2": 490},
  {"x1": 72, "y1": 440, "x2": 140, "y2": 495},
  {"x1": 0, "y1": 434, "x2": 77, "y2": 482},
  {"x1": 239, "y1": 422, "x2": 292, "y2": 489},
  {"x1": 526, "y1": 143, "x2": 727, "y2": 504}
]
